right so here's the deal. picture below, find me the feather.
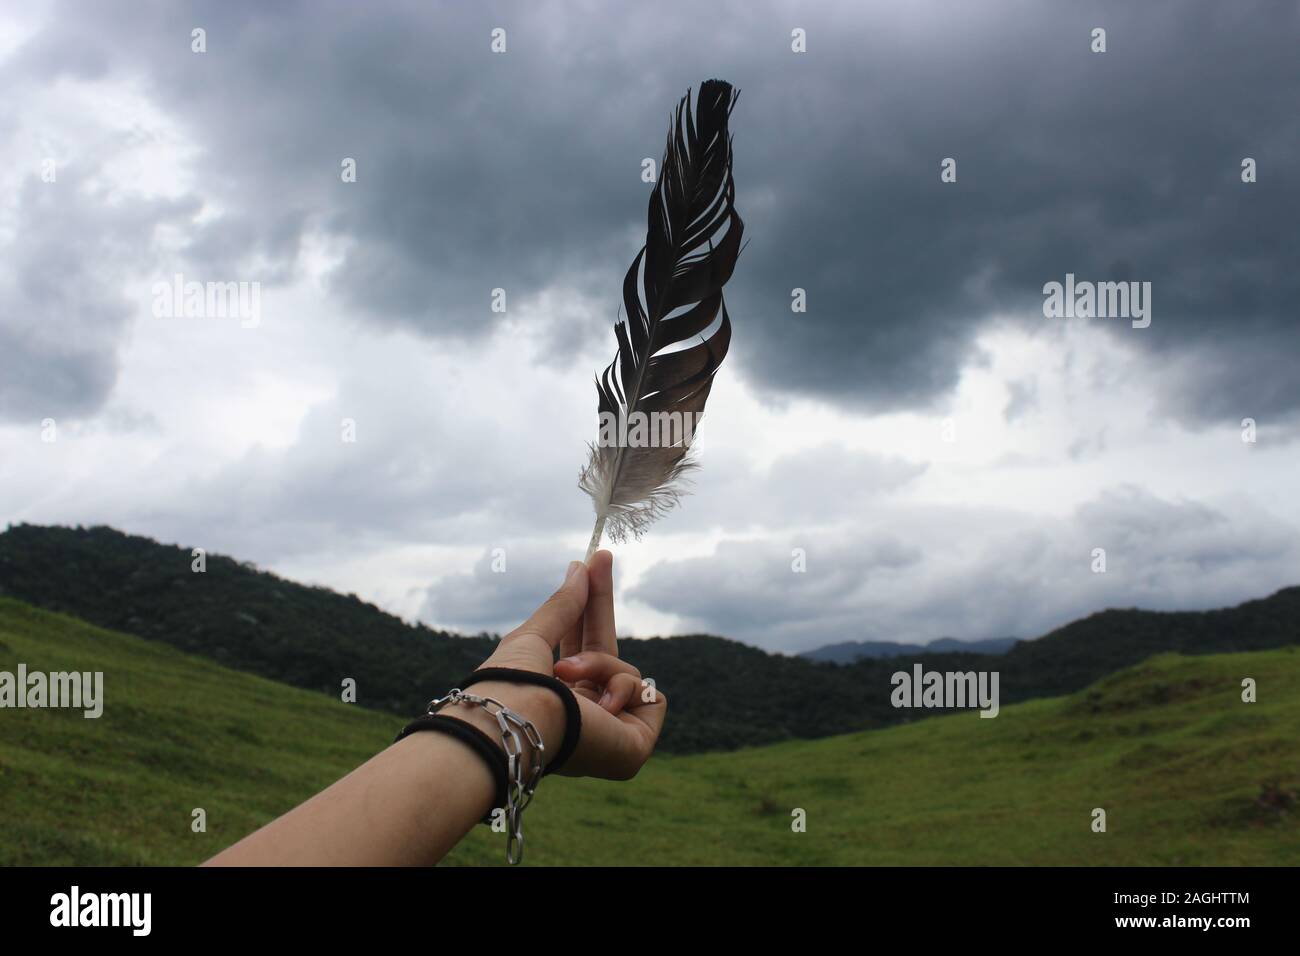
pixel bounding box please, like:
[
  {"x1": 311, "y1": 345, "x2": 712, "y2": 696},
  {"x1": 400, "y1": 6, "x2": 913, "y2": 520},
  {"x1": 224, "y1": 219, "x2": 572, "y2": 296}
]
[{"x1": 579, "y1": 79, "x2": 744, "y2": 561}]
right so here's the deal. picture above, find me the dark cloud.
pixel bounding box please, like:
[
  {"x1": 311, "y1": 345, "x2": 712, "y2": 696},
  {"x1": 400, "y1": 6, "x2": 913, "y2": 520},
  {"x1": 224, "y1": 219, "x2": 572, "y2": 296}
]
[
  {"x1": 720, "y1": 1, "x2": 1300, "y2": 425},
  {"x1": 9, "y1": 0, "x2": 1294, "y2": 425}
]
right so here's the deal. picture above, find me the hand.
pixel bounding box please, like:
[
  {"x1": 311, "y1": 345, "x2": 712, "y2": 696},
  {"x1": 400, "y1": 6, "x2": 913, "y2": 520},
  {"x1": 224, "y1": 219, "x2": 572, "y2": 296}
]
[{"x1": 469, "y1": 550, "x2": 667, "y2": 781}]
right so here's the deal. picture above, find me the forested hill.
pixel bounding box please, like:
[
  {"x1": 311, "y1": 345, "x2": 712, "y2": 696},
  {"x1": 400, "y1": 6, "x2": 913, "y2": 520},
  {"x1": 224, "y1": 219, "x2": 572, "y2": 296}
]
[{"x1": 1, "y1": 523, "x2": 1297, "y2": 753}]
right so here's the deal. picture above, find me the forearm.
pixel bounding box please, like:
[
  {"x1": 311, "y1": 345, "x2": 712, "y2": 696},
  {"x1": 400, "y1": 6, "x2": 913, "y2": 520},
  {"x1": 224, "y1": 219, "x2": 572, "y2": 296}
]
[{"x1": 204, "y1": 681, "x2": 565, "y2": 866}]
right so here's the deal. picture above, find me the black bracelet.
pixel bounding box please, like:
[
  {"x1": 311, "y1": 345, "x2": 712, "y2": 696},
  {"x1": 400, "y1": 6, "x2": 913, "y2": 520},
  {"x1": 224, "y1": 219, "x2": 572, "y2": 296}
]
[
  {"x1": 459, "y1": 668, "x2": 582, "y2": 776},
  {"x1": 394, "y1": 714, "x2": 507, "y2": 824}
]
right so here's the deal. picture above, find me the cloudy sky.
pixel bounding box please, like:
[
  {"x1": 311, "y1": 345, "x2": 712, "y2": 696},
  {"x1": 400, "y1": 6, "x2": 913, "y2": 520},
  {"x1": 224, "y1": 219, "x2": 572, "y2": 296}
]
[{"x1": 2, "y1": 0, "x2": 1297, "y2": 653}]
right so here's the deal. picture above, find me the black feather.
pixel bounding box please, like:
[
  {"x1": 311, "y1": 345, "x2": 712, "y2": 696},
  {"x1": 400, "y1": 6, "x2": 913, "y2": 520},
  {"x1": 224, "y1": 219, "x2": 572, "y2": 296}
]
[{"x1": 579, "y1": 80, "x2": 744, "y2": 557}]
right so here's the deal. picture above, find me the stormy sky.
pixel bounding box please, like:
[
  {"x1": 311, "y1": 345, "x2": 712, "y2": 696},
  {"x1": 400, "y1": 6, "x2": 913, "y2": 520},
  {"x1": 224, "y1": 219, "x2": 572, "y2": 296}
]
[{"x1": 2, "y1": 0, "x2": 1297, "y2": 653}]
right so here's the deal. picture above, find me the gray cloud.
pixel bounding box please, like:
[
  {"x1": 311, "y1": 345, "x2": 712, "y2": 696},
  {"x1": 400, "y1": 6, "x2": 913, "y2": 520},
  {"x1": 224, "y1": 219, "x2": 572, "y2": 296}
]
[
  {"x1": 124, "y1": 369, "x2": 595, "y2": 566},
  {"x1": 0, "y1": 179, "x2": 195, "y2": 422},
  {"x1": 1003, "y1": 379, "x2": 1038, "y2": 423},
  {"x1": 629, "y1": 534, "x2": 923, "y2": 649},
  {"x1": 422, "y1": 542, "x2": 573, "y2": 635},
  {"x1": 628, "y1": 487, "x2": 1300, "y2": 652},
  {"x1": 657, "y1": 443, "x2": 927, "y2": 536}
]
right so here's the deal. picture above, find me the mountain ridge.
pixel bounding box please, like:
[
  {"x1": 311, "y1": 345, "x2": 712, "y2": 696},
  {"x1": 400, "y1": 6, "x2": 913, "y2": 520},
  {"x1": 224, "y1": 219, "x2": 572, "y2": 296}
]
[
  {"x1": 1, "y1": 522, "x2": 1297, "y2": 753},
  {"x1": 801, "y1": 636, "x2": 1019, "y2": 663}
]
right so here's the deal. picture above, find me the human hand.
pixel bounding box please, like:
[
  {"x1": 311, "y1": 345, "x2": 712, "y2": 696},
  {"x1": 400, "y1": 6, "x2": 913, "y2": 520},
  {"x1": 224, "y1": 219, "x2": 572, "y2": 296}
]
[{"x1": 465, "y1": 550, "x2": 666, "y2": 780}]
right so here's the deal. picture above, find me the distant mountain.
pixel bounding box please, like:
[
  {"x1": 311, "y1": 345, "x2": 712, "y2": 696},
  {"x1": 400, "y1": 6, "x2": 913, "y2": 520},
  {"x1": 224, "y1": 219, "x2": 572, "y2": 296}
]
[
  {"x1": 802, "y1": 636, "x2": 1019, "y2": 663},
  {"x1": 1, "y1": 523, "x2": 1298, "y2": 753}
]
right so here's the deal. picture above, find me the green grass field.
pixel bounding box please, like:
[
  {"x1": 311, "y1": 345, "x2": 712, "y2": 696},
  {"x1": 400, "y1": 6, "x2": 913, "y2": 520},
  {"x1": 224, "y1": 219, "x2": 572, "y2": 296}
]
[{"x1": 0, "y1": 597, "x2": 1295, "y2": 865}]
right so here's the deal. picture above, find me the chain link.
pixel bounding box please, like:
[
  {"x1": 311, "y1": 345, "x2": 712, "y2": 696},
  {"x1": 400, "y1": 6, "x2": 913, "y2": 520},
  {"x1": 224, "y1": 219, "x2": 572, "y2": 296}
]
[{"x1": 425, "y1": 688, "x2": 546, "y2": 864}]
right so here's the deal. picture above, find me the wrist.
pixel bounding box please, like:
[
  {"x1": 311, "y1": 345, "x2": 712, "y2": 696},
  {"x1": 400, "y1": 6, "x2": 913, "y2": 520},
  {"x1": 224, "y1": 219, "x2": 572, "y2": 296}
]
[{"x1": 442, "y1": 680, "x2": 566, "y2": 773}]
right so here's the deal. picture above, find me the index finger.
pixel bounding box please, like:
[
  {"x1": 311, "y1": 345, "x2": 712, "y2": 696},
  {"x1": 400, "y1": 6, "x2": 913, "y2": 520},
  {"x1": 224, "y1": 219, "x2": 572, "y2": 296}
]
[{"x1": 505, "y1": 561, "x2": 589, "y2": 651}]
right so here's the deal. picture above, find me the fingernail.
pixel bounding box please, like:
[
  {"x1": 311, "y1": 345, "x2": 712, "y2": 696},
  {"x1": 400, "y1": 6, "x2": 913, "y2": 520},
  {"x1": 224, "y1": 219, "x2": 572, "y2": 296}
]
[
  {"x1": 564, "y1": 560, "x2": 582, "y2": 583},
  {"x1": 598, "y1": 691, "x2": 612, "y2": 708},
  {"x1": 561, "y1": 655, "x2": 582, "y2": 665}
]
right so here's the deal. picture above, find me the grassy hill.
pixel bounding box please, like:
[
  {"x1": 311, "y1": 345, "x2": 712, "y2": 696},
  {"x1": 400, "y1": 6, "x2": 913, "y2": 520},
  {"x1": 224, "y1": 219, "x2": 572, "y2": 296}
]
[
  {"x1": 1, "y1": 598, "x2": 1295, "y2": 866},
  {"x1": 3, "y1": 523, "x2": 1299, "y2": 756}
]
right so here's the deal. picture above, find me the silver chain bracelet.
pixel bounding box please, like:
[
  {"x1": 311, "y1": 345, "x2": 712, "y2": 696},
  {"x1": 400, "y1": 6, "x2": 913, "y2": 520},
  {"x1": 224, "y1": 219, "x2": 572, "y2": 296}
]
[{"x1": 424, "y1": 688, "x2": 545, "y2": 865}]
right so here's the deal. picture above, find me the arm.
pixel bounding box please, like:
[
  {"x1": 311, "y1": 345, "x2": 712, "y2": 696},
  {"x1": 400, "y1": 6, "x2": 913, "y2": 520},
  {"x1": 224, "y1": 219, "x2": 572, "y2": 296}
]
[{"x1": 204, "y1": 551, "x2": 664, "y2": 866}]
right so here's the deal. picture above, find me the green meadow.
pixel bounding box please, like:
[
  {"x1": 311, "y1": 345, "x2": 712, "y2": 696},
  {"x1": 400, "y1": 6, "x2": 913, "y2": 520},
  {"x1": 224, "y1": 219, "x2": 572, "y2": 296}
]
[{"x1": 0, "y1": 598, "x2": 1295, "y2": 866}]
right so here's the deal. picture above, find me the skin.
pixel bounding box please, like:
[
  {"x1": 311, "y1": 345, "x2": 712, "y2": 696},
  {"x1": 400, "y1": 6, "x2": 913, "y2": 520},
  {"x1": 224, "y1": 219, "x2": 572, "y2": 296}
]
[{"x1": 204, "y1": 550, "x2": 665, "y2": 866}]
